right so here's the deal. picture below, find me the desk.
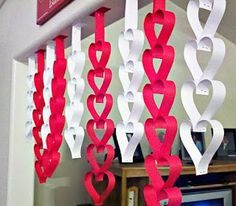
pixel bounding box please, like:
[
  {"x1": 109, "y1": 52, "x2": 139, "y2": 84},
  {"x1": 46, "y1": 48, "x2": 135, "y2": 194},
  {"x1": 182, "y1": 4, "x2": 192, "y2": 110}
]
[{"x1": 108, "y1": 160, "x2": 236, "y2": 206}]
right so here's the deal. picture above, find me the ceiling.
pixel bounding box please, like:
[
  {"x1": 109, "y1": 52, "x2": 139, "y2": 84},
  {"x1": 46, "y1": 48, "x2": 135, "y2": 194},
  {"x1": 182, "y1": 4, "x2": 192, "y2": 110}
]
[{"x1": 171, "y1": 0, "x2": 236, "y2": 44}]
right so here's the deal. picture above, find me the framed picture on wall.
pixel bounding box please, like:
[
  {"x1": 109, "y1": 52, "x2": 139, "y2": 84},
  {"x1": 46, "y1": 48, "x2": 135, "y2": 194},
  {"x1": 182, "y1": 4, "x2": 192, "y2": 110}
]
[
  {"x1": 113, "y1": 129, "x2": 144, "y2": 163},
  {"x1": 215, "y1": 128, "x2": 236, "y2": 159},
  {"x1": 181, "y1": 131, "x2": 205, "y2": 161}
]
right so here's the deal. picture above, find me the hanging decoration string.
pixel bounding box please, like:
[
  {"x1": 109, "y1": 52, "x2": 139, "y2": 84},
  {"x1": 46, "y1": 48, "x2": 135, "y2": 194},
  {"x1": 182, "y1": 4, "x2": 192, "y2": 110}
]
[
  {"x1": 33, "y1": 50, "x2": 47, "y2": 183},
  {"x1": 26, "y1": 56, "x2": 36, "y2": 139},
  {"x1": 180, "y1": 0, "x2": 226, "y2": 175},
  {"x1": 44, "y1": 35, "x2": 67, "y2": 179},
  {"x1": 142, "y1": 0, "x2": 182, "y2": 205},
  {"x1": 65, "y1": 23, "x2": 86, "y2": 159},
  {"x1": 41, "y1": 42, "x2": 55, "y2": 149},
  {"x1": 85, "y1": 8, "x2": 116, "y2": 206},
  {"x1": 116, "y1": 0, "x2": 145, "y2": 163}
]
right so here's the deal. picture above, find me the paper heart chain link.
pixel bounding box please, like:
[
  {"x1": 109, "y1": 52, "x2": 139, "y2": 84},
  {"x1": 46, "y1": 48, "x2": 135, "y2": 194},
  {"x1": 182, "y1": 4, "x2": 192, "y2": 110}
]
[
  {"x1": 32, "y1": 50, "x2": 47, "y2": 183},
  {"x1": 65, "y1": 24, "x2": 85, "y2": 159},
  {"x1": 44, "y1": 35, "x2": 67, "y2": 180},
  {"x1": 25, "y1": 56, "x2": 36, "y2": 139},
  {"x1": 41, "y1": 43, "x2": 55, "y2": 149},
  {"x1": 180, "y1": 0, "x2": 226, "y2": 176},
  {"x1": 85, "y1": 8, "x2": 115, "y2": 206},
  {"x1": 116, "y1": 0, "x2": 145, "y2": 163},
  {"x1": 142, "y1": 0, "x2": 182, "y2": 205}
]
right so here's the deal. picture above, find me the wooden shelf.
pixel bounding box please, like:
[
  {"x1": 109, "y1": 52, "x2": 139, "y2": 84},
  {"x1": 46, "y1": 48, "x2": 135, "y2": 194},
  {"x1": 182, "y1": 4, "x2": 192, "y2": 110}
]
[{"x1": 110, "y1": 160, "x2": 236, "y2": 178}]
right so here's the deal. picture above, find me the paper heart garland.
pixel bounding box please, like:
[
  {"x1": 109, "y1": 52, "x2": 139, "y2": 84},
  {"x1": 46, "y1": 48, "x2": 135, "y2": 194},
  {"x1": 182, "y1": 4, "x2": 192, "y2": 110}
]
[
  {"x1": 116, "y1": 0, "x2": 145, "y2": 163},
  {"x1": 85, "y1": 8, "x2": 115, "y2": 205},
  {"x1": 84, "y1": 171, "x2": 115, "y2": 206},
  {"x1": 142, "y1": 1, "x2": 182, "y2": 205},
  {"x1": 32, "y1": 50, "x2": 48, "y2": 183},
  {"x1": 180, "y1": 0, "x2": 226, "y2": 176},
  {"x1": 180, "y1": 120, "x2": 224, "y2": 175},
  {"x1": 43, "y1": 36, "x2": 67, "y2": 181},
  {"x1": 65, "y1": 24, "x2": 86, "y2": 159},
  {"x1": 25, "y1": 56, "x2": 36, "y2": 139},
  {"x1": 41, "y1": 43, "x2": 55, "y2": 149}
]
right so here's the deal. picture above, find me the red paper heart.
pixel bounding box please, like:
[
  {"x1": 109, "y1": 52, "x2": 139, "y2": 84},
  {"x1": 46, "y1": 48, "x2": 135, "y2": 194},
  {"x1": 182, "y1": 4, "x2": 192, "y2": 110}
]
[
  {"x1": 145, "y1": 154, "x2": 182, "y2": 190},
  {"x1": 33, "y1": 127, "x2": 43, "y2": 145},
  {"x1": 34, "y1": 144, "x2": 44, "y2": 162},
  {"x1": 46, "y1": 133, "x2": 63, "y2": 151},
  {"x1": 87, "y1": 144, "x2": 115, "y2": 181},
  {"x1": 88, "y1": 41, "x2": 111, "y2": 70},
  {"x1": 51, "y1": 78, "x2": 66, "y2": 97},
  {"x1": 144, "y1": 184, "x2": 182, "y2": 206},
  {"x1": 87, "y1": 94, "x2": 113, "y2": 125},
  {"x1": 84, "y1": 171, "x2": 115, "y2": 206},
  {"x1": 50, "y1": 97, "x2": 65, "y2": 115},
  {"x1": 53, "y1": 59, "x2": 67, "y2": 78},
  {"x1": 143, "y1": 83, "x2": 175, "y2": 118},
  {"x1": 142, "y1": 47, "x2": 174, "y2": 85},
  {"x1": 87, "y1": 68, "x2": 112, "y2": 102},
  {"x1": 35, "y1": 161, "x2": 47, "y2": 183},
  {"x1": 42, "y1": 151, "x2": 60, "y2": 177},
  {"x1": 144, "y1": 9, "x2": 175, "y2": 50},
  {"x1": 87, "y1": 119, "x2": 114, "y2": 148},
  {"x1": 145, "y1": 117, "x2": 177, "y2": 159},
  {"x1": 33, "y1": 109, "x2": 44, "y2": 127},
  {"x1": 33, "y1": 91, "x2": 45, "y2": 110},
  {"x1": 34, "y1": 73, "x2": 44, "y2": 91},
  {"x1": 49, "y1": 115, "x2": 65, "y2": 134}
]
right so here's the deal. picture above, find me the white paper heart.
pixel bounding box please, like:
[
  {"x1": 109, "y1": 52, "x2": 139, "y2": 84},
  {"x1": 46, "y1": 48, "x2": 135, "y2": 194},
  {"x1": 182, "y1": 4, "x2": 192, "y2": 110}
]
[
  {"x1": 117, "y1": 92, "x2": 144, "y2": 123},
  {"x1": 180, "y1": 120, "x2": 224, "y2": 175},
  {"x1": 67, "y1": 79, "x2": 85, "y2": 103},
  {"x1": 65, "y1": 102, "x2": 84, "y2": 128},
  {"x1": 118, "y1": 29, "x2": 144, "y2": 63},
  {"x1": 187, "y1": 0, "x2": 226, "y2": 39},
  {"x1": 25, "y1": 120, "x2": 34, "y2": 139},
  {"x1": 184, "y1": 37, "x2": 225, "y2": 83},
  {"x1": 67, "y1": 52, "x2": 85, "y2": 79},
  {"x1": 64, "y1": 126, "x2": 84, "y2": 159},
  {"x1": 116, "y1": 122, "x2": 144, "y2": 162},
  {"x1": 181, "y1": 79, "x2": 226, "y2": 130},
  {"x1": 119, "y1": 61, "x2": 144, "y2": 94}
]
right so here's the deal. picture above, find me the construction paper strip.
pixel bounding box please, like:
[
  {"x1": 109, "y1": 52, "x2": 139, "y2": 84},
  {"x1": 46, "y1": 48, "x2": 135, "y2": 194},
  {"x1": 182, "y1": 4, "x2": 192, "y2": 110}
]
[
  {"x1": 65, "y1": 24, "x2": 85, "y2": 159},
  {"x1": 117, "y1": 0, "x2": 145, "y2": 163},
  {"x1": 180, "y1": 0, "x2": 226, "y2": 176},
  {"x1": 85, "y1": 8, "x2": 115, "y2": 206},
  {"x1": 45, "y1": 35, "x2": 67, "y2": 179},
  {"x1": 142, "y1": 0, "x2": 182, "y2": 205},
  {"x1": 33, "y1": 50, "x2": 47, "y2": 183},
  {"x1": 26, "y1": 56, "x2": 36, "y2": 139},
  {"x1": 41, "y1": 42, "x2": 55, "y2": 149}
]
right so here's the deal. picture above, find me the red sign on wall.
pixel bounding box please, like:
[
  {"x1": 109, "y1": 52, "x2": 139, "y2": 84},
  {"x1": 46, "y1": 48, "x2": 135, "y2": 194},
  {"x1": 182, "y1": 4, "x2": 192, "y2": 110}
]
[{"x1": 37, "y1": 0, "x2": 73, "y2": 25}]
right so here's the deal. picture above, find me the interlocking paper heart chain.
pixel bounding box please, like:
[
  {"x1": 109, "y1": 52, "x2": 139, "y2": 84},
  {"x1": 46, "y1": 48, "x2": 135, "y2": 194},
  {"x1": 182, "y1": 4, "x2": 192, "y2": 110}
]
[
  {"x1": 180, "y1": 0, "x2": 226, "y2": 176},
  {"x1": 142, "y1": 0, "x2": 182, "y2": 205},
  {"x1": 116, "y1": 0, "x2": 145, "y2": 163},
  {"x1": 85, "y1": 8, "x2": 115, "y2": 206},
  {"x1": 33, "y1": 36, "x2": 67, "y2": 183}
]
